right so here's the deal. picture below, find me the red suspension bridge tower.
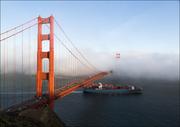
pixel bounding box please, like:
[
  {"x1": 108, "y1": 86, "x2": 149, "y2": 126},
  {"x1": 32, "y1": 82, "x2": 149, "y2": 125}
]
[
  {"x1": 36, "y1": 16, "x2": 54, "y2": 100},
  {"x1": 0, "y1": 15, "x2": 111, "y2": 110}
]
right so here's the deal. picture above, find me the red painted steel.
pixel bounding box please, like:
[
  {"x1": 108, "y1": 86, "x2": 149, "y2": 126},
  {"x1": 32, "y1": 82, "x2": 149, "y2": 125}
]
[
  {"x1": 36, "y1": 15, "x2": 109, "y2": 104},
  {"x1": 1, "y1": 16, "x2": 112, "y2": 111},
  {"x1": 36, "y1": 16, "x2": 54, "y2": 100},
  {"x1": 55, "y1": 72, "x2": 109, "y2": 99},
  {"x1": 49, "y1": 16, "x2": 55, "y2": 100}
]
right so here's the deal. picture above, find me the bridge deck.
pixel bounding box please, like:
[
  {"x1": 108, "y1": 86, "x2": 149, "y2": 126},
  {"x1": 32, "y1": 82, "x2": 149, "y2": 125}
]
[{"x1": 4, "y1": 72, "x2": 109, "y2": 112}]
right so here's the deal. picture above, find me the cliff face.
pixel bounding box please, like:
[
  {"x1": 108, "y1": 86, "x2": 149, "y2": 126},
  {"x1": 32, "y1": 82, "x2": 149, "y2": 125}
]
[{"x1": 0, "y1": 105, "x2": 65, "y2": 127}]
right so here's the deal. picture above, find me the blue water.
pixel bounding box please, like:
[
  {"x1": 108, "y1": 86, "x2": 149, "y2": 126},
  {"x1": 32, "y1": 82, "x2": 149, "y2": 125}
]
[
  {"x1": 54, "y1": 79, "x2": 180, "y2": 127},
  {"x1": 1, "y1": 79, "x2": 179, "y2": 127}
]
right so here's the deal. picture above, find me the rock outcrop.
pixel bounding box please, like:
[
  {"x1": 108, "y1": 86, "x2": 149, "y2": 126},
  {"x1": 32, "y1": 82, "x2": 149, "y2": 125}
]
[{"x1": 0, "y1": 105, "x2": 65, "y2": 127}]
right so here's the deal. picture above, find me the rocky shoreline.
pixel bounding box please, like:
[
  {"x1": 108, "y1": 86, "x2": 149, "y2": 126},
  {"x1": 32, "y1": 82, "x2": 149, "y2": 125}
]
[{"x1": 0, "y1": 105, "x2": 65, "y2": 127}]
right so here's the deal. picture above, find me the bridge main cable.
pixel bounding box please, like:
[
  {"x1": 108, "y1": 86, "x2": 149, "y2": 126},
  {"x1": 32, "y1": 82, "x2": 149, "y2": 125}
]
[
  {"x1": 45, "y1": 24, "x2": 96, "y2": 73},
  {"x1": 0, "y1": 23, "x2": 38, "y2": 42},
  {"x1": 0, "y1": 17, "x2": 37, "y2": 35},
  {"x1": 54, "y1": 18, "x2": 99, "y2": 72}
]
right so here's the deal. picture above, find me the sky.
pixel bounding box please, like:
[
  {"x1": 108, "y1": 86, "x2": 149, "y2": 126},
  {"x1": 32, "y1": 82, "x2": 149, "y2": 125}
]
[{"x1": 1, "y1": 1, "x2": 179, "y2": 79}]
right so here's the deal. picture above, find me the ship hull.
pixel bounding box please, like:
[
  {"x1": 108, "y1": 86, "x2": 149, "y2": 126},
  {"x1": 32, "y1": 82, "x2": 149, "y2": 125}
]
[{"x1": 83, "y1": 89, "x2": 142, "y2": 94}]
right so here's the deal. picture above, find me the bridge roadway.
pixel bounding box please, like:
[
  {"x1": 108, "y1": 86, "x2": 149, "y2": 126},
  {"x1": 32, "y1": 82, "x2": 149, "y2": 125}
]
[{"x1": 4, "y1": 72, "x2": 110, "y2": 113}]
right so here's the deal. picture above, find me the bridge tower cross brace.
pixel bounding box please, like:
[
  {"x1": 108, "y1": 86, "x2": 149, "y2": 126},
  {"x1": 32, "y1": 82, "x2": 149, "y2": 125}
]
[{"x1": 36, "y1": 16, "x2": 54, "y2": 100}]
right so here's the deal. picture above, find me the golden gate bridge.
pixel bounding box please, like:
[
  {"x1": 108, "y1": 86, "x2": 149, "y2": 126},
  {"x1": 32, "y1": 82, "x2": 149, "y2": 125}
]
[{"x1": 0, "y1": 15, "x2": 111, "y2": 111}]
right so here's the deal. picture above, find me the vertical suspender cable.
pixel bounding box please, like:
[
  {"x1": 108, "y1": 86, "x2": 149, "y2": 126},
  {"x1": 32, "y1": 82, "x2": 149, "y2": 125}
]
[
  {"x1": 6, "y1": 34, "x2": 9, "y2": 107},
  {"x1": 21, "y1": 25, "x2": 24, "y2": 102},
  {"x1": 3, "y1": 36, "x2": 5, "y2": 107},
  {"x1": 13, "y1": 28, "x2": 16, "y2": 104},
  {"x1": 58, "y1": 43, "x2": 60, "y2": 88},
  {"x1": 28, "y1": 28, "x2": 31, "y2": 98},
  {"x1": 0, "y1": 29, "x2": 1, "y2": 108}
]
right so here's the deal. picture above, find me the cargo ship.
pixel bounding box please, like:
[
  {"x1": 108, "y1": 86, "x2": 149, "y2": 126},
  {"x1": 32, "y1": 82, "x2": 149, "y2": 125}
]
[{"x1": 83, "y1": 83, "x2": 142, "y2": 94}]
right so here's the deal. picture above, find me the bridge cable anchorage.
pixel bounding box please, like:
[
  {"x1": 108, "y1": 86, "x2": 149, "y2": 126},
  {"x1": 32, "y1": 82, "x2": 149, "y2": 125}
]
[
  {"x1": 0, "y1": 17, "x2": 37, "y2": 35},
  {"x1": 54, "y1": 18, "x2": 99, "y2": 73},
  {"x1": 44, "y1": 24, "x2": 96, "y2": 73},
  {"x1": 0, "y1": 23, "x2": 38, "y2": 42}
]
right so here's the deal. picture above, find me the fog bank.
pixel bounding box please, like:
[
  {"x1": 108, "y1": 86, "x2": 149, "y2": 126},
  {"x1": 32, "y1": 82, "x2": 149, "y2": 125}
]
[{"x1": 85, "y1": 50, "x2": 179, "y2": 80}]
